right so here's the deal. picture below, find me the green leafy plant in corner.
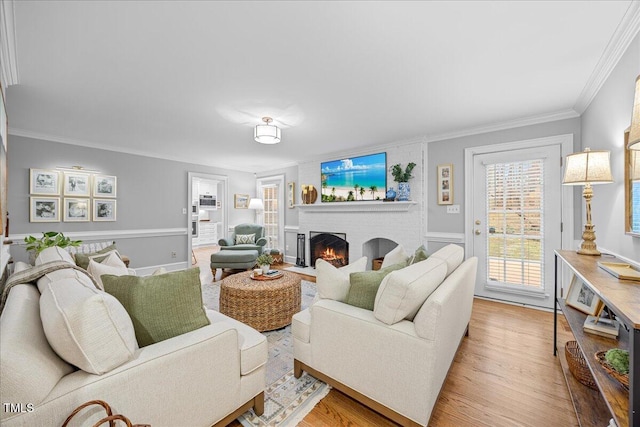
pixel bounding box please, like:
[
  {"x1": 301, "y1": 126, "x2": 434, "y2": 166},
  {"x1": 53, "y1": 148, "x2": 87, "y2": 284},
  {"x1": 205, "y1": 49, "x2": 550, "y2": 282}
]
[
  {"x1": 390, "y1": 162, "x2": 417, "y2": 182},
  {"x1": 24, "y1": 231, "x2": 82, "y2": 256},
  {"x1": 256, "y1": 253, "x2": 274, "y2": 266},
  {"x1": 605, "y1": 348, "x2": 629, "y2": 374}
]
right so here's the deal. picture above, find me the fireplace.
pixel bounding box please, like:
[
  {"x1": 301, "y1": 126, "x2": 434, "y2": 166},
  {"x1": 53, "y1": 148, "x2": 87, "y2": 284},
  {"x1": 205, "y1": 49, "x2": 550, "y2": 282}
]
[{"x1": 310, "y1": 231, "x2": 349, "y2": 268}]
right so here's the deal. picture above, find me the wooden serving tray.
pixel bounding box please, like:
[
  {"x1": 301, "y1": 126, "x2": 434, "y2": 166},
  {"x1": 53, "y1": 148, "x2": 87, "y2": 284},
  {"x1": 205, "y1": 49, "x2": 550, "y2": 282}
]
[
  {"x1": 597, "y1": 262, "x2": 640, "y2": 282},
  {"x1": 250, "y1": 271, "x2": 284, "y2": 281}
]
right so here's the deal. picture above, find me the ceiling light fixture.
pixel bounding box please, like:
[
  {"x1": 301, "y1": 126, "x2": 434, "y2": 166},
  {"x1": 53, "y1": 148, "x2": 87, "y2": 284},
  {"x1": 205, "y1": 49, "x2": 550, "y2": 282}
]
[
  {"x1": 628, "y1": 74, "x2": 640, "y2": 150},
  {"x1": 254, "y1": 117, "x2": 281, "y2": 144}
]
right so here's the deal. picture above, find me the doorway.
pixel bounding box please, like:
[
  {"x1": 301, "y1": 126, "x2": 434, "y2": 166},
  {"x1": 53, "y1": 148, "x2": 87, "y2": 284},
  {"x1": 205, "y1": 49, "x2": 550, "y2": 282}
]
[
  {"x1": 465, "y1": 135, "x2": 574, "y2": 309},
  {"x1": 187, "y1": 172, "x2": 228, "y2": 265}
]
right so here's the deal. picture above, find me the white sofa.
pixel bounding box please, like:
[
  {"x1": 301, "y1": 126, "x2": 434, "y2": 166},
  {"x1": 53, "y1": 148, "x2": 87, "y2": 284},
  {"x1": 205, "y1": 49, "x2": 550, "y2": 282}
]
[
  {"x1": 292, "y1": 244, "x2": 478, "y2": 427},
  {"x1": 0, "y1": 248, "x2": 268, "y2": 427}
]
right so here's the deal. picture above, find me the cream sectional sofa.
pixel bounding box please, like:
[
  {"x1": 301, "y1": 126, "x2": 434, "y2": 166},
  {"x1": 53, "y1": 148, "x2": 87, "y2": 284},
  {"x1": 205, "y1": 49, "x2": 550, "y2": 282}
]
[
  {"x1": 292, "y1": 244, "x2": 478, "y2": 427},
  {"x1": 0, "y1": 247, "x2": 267, "y2": 427}
]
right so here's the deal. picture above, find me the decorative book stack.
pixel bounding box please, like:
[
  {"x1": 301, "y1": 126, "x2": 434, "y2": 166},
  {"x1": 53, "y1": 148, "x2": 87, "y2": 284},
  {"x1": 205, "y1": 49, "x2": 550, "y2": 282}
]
[{"x1": 583, "y1": 315, "x2": 619, "y2": 339}]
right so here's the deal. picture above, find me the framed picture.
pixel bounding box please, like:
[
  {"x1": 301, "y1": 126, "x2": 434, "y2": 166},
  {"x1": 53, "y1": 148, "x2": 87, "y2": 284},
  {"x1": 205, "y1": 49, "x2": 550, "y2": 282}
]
[
  {"x1": 234, "y1": 194, "x2": 249, "y2": 209},
  {"x1": 30, "y1": 197, "x2": 60, "y2": 222},
  {"x1": 565, "y1": 276, "x2": 604, "y2": 316},
  {"x1": 63, "y1": 171, "x2": 91, "y2": 196},
  {"x1": 93, "y1": 199, "x2": 116, "y2": 221},
  {"x1": 93, "y1": 174, "x2": 117, "y2": 198},
  {"x1": 63, "y1": 198, "x2": 90, "y2": 222},
  {"x1": 437, "y1": 164, "x2": 453, "y2": 205},
  {"x1": 288, "y1": 182, "x2": 295, "y2": 208},
  {"x1": 30, "y1": 169, "x2": 61, "y2": 195}
]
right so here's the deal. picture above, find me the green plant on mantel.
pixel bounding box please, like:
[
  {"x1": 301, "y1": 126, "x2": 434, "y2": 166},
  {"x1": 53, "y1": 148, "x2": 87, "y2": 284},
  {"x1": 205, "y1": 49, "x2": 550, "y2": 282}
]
[
  {"x1": 390, "y1": 162, "x2": 416, "y2": 182},
  {"x1": 24, "y1": 231, "x2": 82, "y2": 256},
  {"x1": 256, "y1": 253, "x2": 274, "y2": 266}
]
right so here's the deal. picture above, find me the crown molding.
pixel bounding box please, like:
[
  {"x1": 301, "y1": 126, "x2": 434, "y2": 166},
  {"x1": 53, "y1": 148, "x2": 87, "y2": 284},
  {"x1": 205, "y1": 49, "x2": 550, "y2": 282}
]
[
  {"x1": 422, "y1": 109, "x2": 579, "y2": 144},
  {"x1": 0, "y1": 0, "x2": 19, "y2": 87},
  {"x1": 574, "y1": 0, "x2": 640, "y2": 113}
]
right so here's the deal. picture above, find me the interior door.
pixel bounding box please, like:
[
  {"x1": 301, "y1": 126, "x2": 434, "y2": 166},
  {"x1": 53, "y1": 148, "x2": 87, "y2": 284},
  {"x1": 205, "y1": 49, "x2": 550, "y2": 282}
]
[{"x1": 471, "y1": 145, "x2": 562, "y2": 309}]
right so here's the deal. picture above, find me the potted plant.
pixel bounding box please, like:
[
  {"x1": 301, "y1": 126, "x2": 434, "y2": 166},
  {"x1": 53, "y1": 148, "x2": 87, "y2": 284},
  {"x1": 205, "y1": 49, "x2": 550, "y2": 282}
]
[
  {"x1": 390, "y1": 162, "x2": 417, "y2": 201},
  {"x1": 256, "y1": 253, "x2": 274, "y2": 274},
  {"x1": 24, "y1": 231, "x2": 82, "y2": 263}
]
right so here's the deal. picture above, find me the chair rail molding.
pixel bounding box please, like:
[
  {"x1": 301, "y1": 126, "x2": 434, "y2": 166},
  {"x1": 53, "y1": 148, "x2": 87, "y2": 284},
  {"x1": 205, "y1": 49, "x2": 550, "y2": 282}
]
[
  {"x1": 425, "y1": 232, "x2": 466, "y2": 244},
  {"x1": 9, "y1": 227, "x2": 188, "y2": 244}
]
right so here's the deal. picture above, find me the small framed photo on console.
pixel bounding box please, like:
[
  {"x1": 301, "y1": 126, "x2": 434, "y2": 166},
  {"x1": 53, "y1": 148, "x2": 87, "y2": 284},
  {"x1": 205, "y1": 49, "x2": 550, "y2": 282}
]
[{"x1": 565, "y1": 276, "x2": 603, "y2": 316}]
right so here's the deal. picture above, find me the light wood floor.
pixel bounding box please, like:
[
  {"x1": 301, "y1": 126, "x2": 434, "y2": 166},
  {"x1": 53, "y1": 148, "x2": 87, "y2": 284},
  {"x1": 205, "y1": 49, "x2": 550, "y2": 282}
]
[{"x1": 192, "y1": 247, "x2": 579, "y2": 427}]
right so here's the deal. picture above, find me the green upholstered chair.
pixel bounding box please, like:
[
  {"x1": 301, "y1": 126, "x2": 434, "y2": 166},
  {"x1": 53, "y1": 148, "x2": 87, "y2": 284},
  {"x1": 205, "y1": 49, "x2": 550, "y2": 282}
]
[{"x1": 218, "y1": 223, "x2": 267, "y2": 254}]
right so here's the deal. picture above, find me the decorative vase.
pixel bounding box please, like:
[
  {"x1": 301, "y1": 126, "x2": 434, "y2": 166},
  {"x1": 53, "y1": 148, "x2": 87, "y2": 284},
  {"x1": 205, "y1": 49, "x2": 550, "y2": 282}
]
[
  {"x1": 397, "y1": 182, "x2": 410, "y2": 201},
  {"x1": 261, "y1": 264, "x2": 270, "y2": 274},
  {"x1": 385, "y1": 187, "x2": 397, "y2": 200}
]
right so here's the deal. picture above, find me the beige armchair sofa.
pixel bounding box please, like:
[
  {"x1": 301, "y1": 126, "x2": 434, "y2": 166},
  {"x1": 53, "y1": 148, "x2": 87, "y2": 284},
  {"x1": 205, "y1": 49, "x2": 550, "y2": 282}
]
[
  {"x1": 292, "y1": 244, "x2": 478, "y2": 426},
  {"x1": 0, "y1": 248, "x2": 267, "y2": 427}
]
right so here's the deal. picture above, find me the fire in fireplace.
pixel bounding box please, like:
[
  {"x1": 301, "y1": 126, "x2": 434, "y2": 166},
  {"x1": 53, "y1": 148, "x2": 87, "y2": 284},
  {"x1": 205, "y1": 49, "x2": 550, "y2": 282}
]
[{"x1": 310, "y1": 231, "x2": 348, "y2": 268}]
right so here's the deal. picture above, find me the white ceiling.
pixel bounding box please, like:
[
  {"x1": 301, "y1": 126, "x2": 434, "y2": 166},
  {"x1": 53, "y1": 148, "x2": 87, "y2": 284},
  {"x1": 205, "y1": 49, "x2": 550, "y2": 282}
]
[{"x1": 5, "y1": 1, "x2": 638, "y2": 172}]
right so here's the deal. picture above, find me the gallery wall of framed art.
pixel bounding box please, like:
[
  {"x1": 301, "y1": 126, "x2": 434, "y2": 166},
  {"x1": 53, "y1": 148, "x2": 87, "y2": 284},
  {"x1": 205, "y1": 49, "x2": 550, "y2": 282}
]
[{"x1": 28, "y1": 168, "x2": 118, "y2": 222}]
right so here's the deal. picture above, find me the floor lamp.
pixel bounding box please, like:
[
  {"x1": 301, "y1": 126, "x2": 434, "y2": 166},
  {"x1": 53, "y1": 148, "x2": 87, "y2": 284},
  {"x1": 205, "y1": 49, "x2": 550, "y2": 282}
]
[
  {"x1": 562, "y1": 148, "x2": 613, "y2": 255},
  {"x1": 248, "y1": 198, "x2": 264, "y2": 224}
]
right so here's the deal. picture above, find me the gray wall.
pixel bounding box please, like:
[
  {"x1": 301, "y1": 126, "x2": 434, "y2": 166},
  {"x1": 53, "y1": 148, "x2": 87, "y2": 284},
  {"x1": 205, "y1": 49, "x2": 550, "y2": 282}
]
[
  {"x1": 582, "y1": 33, "x2": 640, "y2": 261},
  {"x1": 427, "y1": 117, "x2": 582, "y2": 234},
  {"x1": 8, "y1": 135, "x2": 256, "y2": 267}
]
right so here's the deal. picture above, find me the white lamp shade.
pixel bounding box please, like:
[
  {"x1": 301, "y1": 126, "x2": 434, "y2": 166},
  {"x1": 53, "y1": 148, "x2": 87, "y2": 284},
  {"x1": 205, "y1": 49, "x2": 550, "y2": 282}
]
[
  {"x1": 632, "y1": 150, "x2": 640, "y2": 181},
  {"x1": 629, "y1": 74, "x2": 640, "y2": 150},
  {"x1": 254, "y1": 124, "x2": 281, "y2": 144},
  {"x1": 248, "y1": 198, "x2": 264, "y2": 210},
  {"x1": 563, "y1": 148, "x2": 613, "y2": 185}
]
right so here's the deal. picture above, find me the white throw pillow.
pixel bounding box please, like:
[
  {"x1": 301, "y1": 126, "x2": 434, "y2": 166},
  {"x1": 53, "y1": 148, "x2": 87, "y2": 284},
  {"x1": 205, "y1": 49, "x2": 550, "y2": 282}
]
[
  {"x1": 87, "y1": 252, "x2": 130, "y2": 289},
  {"x1": 429, "y1": 244, "x2": 464, "y2": 277},
  {"x1": 39, "y1": 277, "x2": 138, "y2": 375},
  {"x1": 316, "y1": 256, "x2": 368, "y2": 302},
  {"x1": 374, "y1": 257, "x2": 448, "y2": 325},
  {"x1": 35, "y1": 246, "x2": 75, "y2": 266},
  {"x1": 380, "y1": 244, "x2": 410, "y2": 269}
]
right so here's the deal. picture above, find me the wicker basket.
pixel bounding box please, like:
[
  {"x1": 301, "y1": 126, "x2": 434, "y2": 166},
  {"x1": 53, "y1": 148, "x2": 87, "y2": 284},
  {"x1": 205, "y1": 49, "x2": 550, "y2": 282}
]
[
  {"x1": 565, "y1": 341, "x2": 598, "y2": 390},
  {"x1": 595, "y1": 350, "x2": 629, "y2": 390}
]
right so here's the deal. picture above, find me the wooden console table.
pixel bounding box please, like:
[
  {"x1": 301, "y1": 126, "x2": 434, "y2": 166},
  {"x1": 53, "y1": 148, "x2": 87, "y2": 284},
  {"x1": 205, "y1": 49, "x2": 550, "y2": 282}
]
[{"x1": 554, "y1": 250, "x2": 639, "y2": 427}]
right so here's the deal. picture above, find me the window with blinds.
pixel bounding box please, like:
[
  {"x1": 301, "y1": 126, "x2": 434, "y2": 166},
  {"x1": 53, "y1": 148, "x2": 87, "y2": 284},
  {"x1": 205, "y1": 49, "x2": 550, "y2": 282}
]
[
  {"x1": 262, "y1": 185, "x2": 279, "y2": 249},
  {"x1": 486, "y1": 159, "x2": 544, "y2": 289}
]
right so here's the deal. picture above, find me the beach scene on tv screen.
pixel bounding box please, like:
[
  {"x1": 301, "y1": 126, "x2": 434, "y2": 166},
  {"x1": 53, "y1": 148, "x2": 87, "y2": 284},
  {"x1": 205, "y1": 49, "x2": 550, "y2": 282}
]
[{"x1": 321, "y1": 152, "x2": 387, "y2": 202}]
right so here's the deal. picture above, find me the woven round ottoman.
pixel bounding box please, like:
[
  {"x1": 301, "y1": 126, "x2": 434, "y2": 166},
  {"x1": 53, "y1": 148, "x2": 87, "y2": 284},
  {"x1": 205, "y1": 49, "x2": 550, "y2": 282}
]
[{"x1": 219, "y1": 271, "x2": 301, "y2": 332}]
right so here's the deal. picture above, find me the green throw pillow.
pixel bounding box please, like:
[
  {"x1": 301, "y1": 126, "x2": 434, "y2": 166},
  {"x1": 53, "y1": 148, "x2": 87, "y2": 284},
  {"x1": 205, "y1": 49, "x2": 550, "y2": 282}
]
[
  {"x1": 411, "y1": 245, "x2": 429, "y2": 265},
  {"x1": 346, "y1": 263, "x2": 406, "y2": 310},
  {"x1": 102, "y1": 268, "x2": 210, "y2": 347},
  {"x1": 74, "y1": 244, "x2": 118, "y2": 270}
]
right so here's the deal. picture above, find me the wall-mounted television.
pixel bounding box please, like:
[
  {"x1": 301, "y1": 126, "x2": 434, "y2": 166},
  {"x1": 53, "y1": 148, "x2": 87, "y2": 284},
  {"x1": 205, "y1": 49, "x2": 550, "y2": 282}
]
[{"x1": 321, "y1": 152, "x2": 387, "y2": 202}]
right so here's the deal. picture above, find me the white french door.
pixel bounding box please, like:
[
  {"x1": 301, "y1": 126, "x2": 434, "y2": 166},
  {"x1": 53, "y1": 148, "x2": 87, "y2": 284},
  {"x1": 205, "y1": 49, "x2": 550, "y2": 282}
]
[
  {"x1": 257, "y1": 175, "x2": 285, "y2": 251},
  {"x1": 471, "y1": 145, "x2": 562, "y2": 309}
]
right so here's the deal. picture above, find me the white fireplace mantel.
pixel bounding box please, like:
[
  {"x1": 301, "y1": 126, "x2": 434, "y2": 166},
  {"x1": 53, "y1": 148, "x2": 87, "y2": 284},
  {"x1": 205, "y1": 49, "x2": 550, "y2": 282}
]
[{"x1": 295, "y1": 201, "x2": 417, "y2": 213}]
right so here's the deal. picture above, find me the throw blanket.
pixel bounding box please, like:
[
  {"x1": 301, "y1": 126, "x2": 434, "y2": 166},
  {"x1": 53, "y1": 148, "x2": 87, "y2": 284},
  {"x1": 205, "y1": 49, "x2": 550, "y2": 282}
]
[{"x1": 0, "y1": 261, "x2": 100, "y2": 313}]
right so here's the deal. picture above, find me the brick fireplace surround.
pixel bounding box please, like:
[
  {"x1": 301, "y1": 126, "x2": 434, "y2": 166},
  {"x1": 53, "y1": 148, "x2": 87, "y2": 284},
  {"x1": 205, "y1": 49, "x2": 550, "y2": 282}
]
[{"x1": 297, "y1": 202, "x2": 423, "y2": 269}]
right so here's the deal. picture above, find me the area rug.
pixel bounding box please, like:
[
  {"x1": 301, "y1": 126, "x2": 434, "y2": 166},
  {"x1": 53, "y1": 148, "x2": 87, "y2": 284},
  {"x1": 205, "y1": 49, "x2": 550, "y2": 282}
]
[{"x1": 202, "y1": 278, "x2": 329, "y2": 427}]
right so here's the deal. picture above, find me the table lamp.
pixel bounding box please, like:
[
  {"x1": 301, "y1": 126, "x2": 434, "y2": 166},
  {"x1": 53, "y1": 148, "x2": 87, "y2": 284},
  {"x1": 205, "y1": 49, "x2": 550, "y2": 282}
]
[{"x1": 562, "y1": 148, "x2": 613, "y2": 255}]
